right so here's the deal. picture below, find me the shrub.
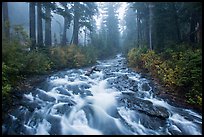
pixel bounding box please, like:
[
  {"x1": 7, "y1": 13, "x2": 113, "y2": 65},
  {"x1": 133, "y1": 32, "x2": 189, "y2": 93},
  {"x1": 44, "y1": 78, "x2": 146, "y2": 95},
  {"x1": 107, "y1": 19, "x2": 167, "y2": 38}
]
[
  {"x1": 127, "y1": 47, "x2": 148, "y2": 68},
  {"x1": 2, "y1": 63, "x2": 12, "y2": 97},
  {"x1": 23, "y1": 50, "x2": 52, "y2": 74},
  {"x1": 127, "y1": 45, "x2": 202, "y2": 107}
]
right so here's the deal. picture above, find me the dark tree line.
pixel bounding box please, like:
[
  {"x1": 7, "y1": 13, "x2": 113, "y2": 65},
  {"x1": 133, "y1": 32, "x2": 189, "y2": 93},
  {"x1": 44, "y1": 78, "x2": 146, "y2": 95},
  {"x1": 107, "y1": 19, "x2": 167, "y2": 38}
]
[{"x1": 123, "y1": 2, "x2": 202, "y2": 52}]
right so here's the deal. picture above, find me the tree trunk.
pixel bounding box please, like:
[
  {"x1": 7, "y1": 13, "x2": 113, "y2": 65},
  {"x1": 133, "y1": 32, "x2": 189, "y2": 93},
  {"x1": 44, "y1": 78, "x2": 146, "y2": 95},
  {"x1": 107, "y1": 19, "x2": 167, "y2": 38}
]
[
  {"x1": 62, "y1": 16, "x2": 68, "y2": 46},
  {"x1": 73, "y1": 2, "x2": 79, "y2": 45},
  {"x1": 2, "y1": 2, "x2": 10, "y2": 39},
  {"x1": 37, "y1": 2, "x2": 43, "y2": 47},
  {"x1": 45, "y1": 6, "x2": 52, "y2": 47},
  {"x1": 149, "y1": 3, "x2": 153, "y2": 50},
  {"x1": 198, "y1": 20, "x2": 202, "y2": 43},
  {"x1": 137, "y1": 12, "x2": 141, "y2": 48},
  {"x1": 84, "y1": 27, "x2": 86, "y2": 46},
  {"x1": 189, "y1": 12, "x2": 196, "y2": 44},
  {"x1": 29, "y1": 2, "x2": 36, "y2": 50},
  {"x1": 171, "y1": 3, "x2": 181, "y2": 43}
]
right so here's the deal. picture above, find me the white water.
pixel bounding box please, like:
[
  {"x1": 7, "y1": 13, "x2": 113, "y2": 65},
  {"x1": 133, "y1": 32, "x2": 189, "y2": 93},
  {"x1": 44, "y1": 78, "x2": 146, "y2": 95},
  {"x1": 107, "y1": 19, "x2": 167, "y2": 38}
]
[{"x1": 3, "y1": 54, "x2": 202, "y2": 135}]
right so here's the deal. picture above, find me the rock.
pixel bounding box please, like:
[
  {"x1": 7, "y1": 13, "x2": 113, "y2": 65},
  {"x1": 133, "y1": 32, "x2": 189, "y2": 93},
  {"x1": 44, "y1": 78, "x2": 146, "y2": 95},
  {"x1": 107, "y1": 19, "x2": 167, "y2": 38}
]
[
  {"x1": 107, "y1": 75, "x2": 138, "y2": 92},
  {"x1": 46, "y1": 115, "x2": 62, "y2": 135},
  {"x1": 66, "y1": 85, "x2": 81, "y2": 95},
  {"x1": 53, "y1": 103, "x2": 75, "y2": 115},
  {"x1": 118, "y1": 94, "x2": 170, "y2": 119},
  {"x1": 80, "y1": 90, "x2": 93, "y2": 97},
  {"x1": 168, "y1": 125, "x2": 182, "y2": 135},
  {"x1": 21, "y1": 101, "x2": 41, "y2": 112},
  {"x1": 37, "y1": 89, "x2": 56, "y2": 102},
  {"x1": 133, "y1": 111, "x2": 167, "y2": 130},
  {"x1": 141, "y1": 83, "x2": 150, "y2": 91},
  {"x1": 57, "y1": 96, "x2": 75, "y2": 103},
  {"x1": 56, "y1": 87, "x2": 71, "y2": 96},
  {"x1": 79, "y1": 83, "x2": 91, "y2": 90}
]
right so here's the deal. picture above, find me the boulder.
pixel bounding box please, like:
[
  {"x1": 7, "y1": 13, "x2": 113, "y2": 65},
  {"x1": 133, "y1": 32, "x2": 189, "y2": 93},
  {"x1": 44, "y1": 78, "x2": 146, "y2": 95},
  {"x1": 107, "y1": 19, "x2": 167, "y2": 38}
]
[
  {"x1": 107, "y1": 75, "x2": 138, "y2": 92},
  {"x1": 118, "y1": 94, "x2": 169, "y2": 119},
  {"x1": 56, "y1": 87, "x2": 71, "y2": 96},
  {"x1": 37, "y1": 90, "x2": 56, "y2": 102},
  {"x1": 141, "y1": 83, "x2": 150, "y2": 91}
]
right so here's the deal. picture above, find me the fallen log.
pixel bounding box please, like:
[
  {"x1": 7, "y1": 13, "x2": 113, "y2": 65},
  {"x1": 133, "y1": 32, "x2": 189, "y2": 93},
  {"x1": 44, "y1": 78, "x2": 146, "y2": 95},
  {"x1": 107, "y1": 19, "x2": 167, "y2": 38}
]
[{"x1": 85, "y1": 66, "x2": 100, "y2": 76}]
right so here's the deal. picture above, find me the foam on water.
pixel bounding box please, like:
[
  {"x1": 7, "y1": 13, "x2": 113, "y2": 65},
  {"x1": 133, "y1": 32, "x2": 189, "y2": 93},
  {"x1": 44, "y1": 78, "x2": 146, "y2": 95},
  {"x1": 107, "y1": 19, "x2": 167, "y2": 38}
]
[
  {"x1": 144, "y1": 97, "x2": 172, "y2": 110},
  {"x1": 4, "y1": 54, "x2": 202, "y2": 135},
  {"x1": 24, "y1": 93, "x2": 34, "y2": 101},
  {"x1": 169, "y1": 113, "x2": 201, "y2": 135},
  {"x1": 36, "y1": 119, "x2": 51, "y2": 135},
  {"x1": 61, "y1": 110, "x2": 102, "y2": 135}
]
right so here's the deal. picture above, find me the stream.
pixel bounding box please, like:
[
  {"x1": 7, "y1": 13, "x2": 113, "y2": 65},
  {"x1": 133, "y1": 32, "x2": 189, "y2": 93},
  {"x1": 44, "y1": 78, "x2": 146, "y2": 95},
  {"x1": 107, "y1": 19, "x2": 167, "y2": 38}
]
[{"x1": 2, "y1": 54, "x2": 202, "y2": 135}]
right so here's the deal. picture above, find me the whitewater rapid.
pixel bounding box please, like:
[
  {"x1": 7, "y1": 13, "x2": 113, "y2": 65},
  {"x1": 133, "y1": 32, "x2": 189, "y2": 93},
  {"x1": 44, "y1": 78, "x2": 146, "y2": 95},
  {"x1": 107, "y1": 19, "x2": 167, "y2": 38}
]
[{"x1": 2, "y1": 54, "x2": 202, "y2": 135}]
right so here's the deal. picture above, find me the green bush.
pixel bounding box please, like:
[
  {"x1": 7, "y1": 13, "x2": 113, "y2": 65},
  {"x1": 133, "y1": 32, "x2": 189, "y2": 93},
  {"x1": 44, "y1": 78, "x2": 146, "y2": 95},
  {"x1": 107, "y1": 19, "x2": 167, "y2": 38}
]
[
  {"x1": 127, "y1": 45, "x2": 202, "y2": 107},
  {"x1": 23, "y1": 50, "x2": 52, "y2": 74},
  {"x1": 49, "y1": 44, "x2": 96, "y2": 69},
  {"x1": 2, "y1": 63, "x2": 12, "y2": 97},
  {"x1": 127, "y1": 47, "x2": 148, "y2": 68}
]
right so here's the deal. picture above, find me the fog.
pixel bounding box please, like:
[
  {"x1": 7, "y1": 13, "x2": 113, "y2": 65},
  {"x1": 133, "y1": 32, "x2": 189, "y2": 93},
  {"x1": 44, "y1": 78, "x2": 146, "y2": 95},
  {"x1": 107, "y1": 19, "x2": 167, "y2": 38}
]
[
  {"x1": 7, "y1": 2, "x2": 77, "y2": 45},
  {"x1": 6, "y1": 2, "x2": 127, "y2": 46}
]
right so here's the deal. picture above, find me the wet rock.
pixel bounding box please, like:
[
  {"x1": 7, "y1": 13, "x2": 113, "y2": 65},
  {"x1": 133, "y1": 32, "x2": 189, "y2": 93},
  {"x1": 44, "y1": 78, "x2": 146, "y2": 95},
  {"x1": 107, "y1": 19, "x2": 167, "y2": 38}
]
[
  {"x1": 121, "y1": 91, "x2": 135, "y2": 96},
  {"x1": 141, "y1": 115, "x2": 167, "y2": 130},
  {"x1": 80, "y1": 90, "x2": 93, "y2": 98},
  {"x1": 141, "y1": 83, "x2": 150, "y2": 91},
  {"x1": 46, "y1": 115, "x2": 62, "y2": 135},
  {"x1": 56, "y1": 87, "x2": 71, "y2": 96},
  {"x1": 103, "y1": 72, "x2": 116, "y2": 79},
  {"x1": 79, "y1": 76, "x2": 88, "y2": 81},
  {"x1": 66, "y1": 85, "x2": 81, "y2": 95},
  {"x1": 53, "y1": 103, "x2": 74, "y2": 115},
  {"x1": 57, "y1": 96, "x2": 75, "y2": 103},
  {"x1": 37, "y1": 90, "x2": 56, "y2": 102},
  {"x1": 118, "y1": 74, "x2": 129, "y2": 80},
  {"x1": 79, "y1": 83, "x2": 91, "y2": 90},
  {"x1": 168, "y1": 125, "x2": 182, "y2": 135},
  {"x1": 118, "y1": 94, "x2": 169, "y2": 119},
  {"x1": 107, "y1": 75, "x2": 138, "y2": 92},
  {"x1": 21, "y1": 101, "x2": 41, "y2": 112}
]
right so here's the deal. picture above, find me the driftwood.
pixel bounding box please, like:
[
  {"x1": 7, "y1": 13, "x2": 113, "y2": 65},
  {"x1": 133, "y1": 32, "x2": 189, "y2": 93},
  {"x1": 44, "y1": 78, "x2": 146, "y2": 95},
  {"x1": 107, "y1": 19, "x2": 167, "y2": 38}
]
[{"x1": 85, "y1": 66, "x2": 100, "y2": 76}]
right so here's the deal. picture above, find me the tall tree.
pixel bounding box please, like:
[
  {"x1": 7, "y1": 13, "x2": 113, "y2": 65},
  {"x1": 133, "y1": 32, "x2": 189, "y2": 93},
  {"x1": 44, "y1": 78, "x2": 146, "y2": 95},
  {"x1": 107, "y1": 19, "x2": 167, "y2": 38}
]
[
  {"x1": 122, "y1": 3, "x2": 137, "y2": 53},
  {"x1": 45, "y1": 4, "x2": 52, "y2": 46},
  {"x1": 72, "y1": 2, "x2": 80, "y2": 45},
  {"x1": 132, "y1": 2, "x2": 149, "y2": 47},
  {"x1": 37, "y1": 2, "x2": 43, "y2": 47},
  {"x1": 56, "y1": 2, "x2": 72, "y2": 46},
  {"x1": 104, "y1": 2, "x2": 120, "y2": 53},
  {"x1": 2, "y1": 2, "x2": 10, "y2": 39},
  {"x1": 43, "y1": 2, "x2": 56, "y2": 47},
  {"x1": 148, "y1": 2, "x2": 153, "y2": 50},
  {"x1": 72, "y1": 2, "x2": 98, "y2": 45},
  {"x1": 29, "y1": 2, "x2": 36, "y2": 50}
]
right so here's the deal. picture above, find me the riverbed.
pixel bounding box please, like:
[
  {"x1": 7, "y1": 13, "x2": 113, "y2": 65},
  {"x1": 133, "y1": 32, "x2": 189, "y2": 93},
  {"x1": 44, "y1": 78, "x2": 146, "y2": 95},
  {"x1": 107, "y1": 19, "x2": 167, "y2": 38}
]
[{"x1": 2, "y1": 54, "x2": 202, "y2": 135}]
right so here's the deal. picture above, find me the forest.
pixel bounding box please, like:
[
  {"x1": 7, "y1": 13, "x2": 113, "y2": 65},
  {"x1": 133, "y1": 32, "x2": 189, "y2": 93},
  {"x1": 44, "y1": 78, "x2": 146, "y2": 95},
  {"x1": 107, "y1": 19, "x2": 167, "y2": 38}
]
[{"x1": 2, "y1": 2, "x2": 202, "y2": 135}]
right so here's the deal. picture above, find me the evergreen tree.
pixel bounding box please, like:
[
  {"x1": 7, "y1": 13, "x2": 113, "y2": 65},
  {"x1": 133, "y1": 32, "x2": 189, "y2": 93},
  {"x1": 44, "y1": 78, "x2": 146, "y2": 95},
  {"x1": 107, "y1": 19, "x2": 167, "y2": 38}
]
[
  {"x1": 2, "y1": 2, "x2": 10, "y2": 39},
  {"x1": 29, "y1": 2, "x2": 36, "y2": 49}
]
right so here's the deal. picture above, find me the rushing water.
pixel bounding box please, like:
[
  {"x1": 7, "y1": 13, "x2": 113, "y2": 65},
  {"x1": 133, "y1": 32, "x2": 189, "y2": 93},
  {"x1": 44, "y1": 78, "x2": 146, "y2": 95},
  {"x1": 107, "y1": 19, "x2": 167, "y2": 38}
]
[{"x1": 2, "y1": 54, "x2": 202, "y2": 135}]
